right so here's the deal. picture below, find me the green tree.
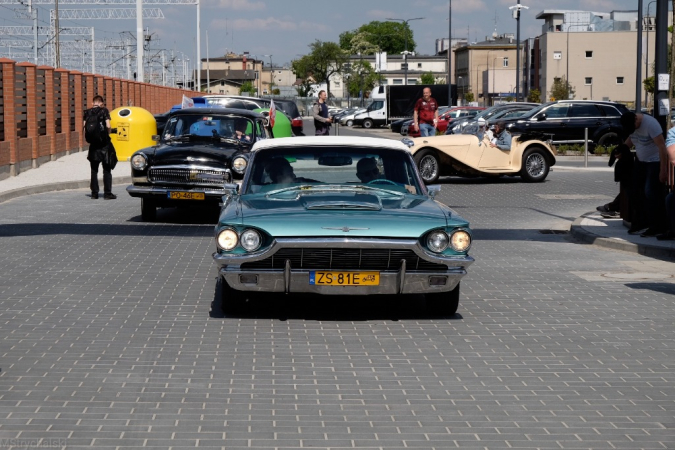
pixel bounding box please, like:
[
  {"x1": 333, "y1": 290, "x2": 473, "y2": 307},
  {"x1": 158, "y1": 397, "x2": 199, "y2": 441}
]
[
  {"x1": 346, "y1": 60, "x2": 378, "y2": 98},
  {"x1": 339, "y1": 21, "x2": 416, "y2": 55},
  {"x1": 464, "y1": 92, "x2": 475, "y2": 103},
  {"x1": 527, "y1": 88, "x2": 541, "y2": 103},
  {"x1": 549, "y1": 76, "x2": 575, "y2": 101},
  {"x1": 239, "y1": 80, "x2": 256, "y2": 96},
  {"x1": 291, "y1": 40, "x2": 348, "y2": 99},
  {"x1": 420, "y1": 72, "x2": 436, "y2": 85}
]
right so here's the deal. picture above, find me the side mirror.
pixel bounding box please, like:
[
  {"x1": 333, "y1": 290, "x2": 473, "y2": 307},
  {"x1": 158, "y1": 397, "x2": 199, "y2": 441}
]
[
  {"x1": 152, "y1": 135, "x2": 160, "y2": 142},
  {"x1": 427, "y1": 184, "x2": 441, "y2": 199},
  {"x1": 223, "y1": 183, "x2": 239, "y2": 195},
  {"x1": 536, "y1": 113, "x2": 547, "y2": 121}
]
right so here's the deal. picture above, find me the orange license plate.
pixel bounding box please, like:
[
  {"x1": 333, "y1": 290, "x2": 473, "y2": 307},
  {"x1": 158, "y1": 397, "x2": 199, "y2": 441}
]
[
  {"x1": 309, "y1": 271, "x2": 379, "y2": 286},
  {"x1": 168, "y1": 191, "x2": 205, "y2": 200}
]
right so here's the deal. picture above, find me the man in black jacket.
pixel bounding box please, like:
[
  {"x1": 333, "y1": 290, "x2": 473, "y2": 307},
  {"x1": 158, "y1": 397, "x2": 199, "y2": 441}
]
[{"x1": 83, "y1": 95, "x2": 116, "y2": 199}]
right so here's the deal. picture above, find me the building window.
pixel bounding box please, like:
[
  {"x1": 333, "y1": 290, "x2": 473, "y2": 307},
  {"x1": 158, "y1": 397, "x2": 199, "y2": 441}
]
[
  {"x1": 409, "y1": 79, "x2": 418, "y2": 85},
  {"x1": 417, "y1": 63, "x2": 422, "y2": 68},
  {"x1": 393, "y1": 79, "x2": 403, "y2": 85},
  {"x1": 381, "y1": 79, "x2": 388, "y2": 85},
  {"x1": 585, "y1": 51, "x2": 593, "y2": 58},
  {"x1": 616, "y1": 77, "x2": 624, "y2": 84},
  {"x1": 585, "y1": 77, "x2": 593, "y2": 85},
  {"x1": 503, "y1": 58, "x2": 509, "y2": 67}
]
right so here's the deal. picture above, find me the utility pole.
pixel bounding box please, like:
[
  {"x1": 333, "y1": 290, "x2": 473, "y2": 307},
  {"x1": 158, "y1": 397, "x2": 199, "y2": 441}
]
[
  {"x1": 509, "y1": 3, "x2": 528, "y2": 102},
  {"x1": 206, "y1": 29, "x2": 209, "y2": 93},
  {"x1": 54, "y1": 0, "x2": 60, "y2": 67},
  {"x1": 448, "y1": 0, "x2": 452, "y2": 107}
]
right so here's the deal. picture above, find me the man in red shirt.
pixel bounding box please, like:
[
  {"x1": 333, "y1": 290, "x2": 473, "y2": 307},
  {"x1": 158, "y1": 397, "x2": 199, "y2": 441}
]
[{"x1": 413, "y1": 87, "x2": 439, "y2": 137}]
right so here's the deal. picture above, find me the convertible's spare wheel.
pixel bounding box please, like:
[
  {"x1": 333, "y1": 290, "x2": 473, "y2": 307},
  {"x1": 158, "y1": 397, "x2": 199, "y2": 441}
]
[
  {"x1": 414, "y1": 149, "x2": 441, "y2": 184},
  {"x1": 520, "y1": 147, "x2": 550, "y2": 183},
  {"x1": 426, "y1": 283, "x2": 460, "y2": 316}
]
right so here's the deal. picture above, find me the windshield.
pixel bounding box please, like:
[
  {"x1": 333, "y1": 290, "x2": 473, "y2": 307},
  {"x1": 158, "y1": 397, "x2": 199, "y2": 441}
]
[
  {"x1": 245, "y1": 146, "x2": 423, "y2": 196},
  {"x1": 163, "y1": 114, "x2": 261, "y2": 142},
  {"x1": 516, "y1": 102, "x2": 554, "y2": 120}
]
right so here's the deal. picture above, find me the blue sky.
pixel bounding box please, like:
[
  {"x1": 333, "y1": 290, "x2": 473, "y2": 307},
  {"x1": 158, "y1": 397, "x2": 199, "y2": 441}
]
[{"x1": 0, "y1": 0, "x2": 655, "y2": 67}]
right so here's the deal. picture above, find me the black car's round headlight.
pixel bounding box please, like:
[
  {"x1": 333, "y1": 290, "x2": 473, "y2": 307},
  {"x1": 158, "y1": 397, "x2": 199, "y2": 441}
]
[
  {"x1": 450, "y1": 230, "x2": 471, "y2": 252},
  {"x1": 427, "y1": 230, "x2": 449, "y2": 253},
  {"x1": 232, "y1": 156, "x2": 248, "y2": 174},
  {"x1": 131, "y1": 153, "x2": 147, "y2": 170},
  {"x1": 240, "y1": 229, "x2": 262, "y2": 252}
]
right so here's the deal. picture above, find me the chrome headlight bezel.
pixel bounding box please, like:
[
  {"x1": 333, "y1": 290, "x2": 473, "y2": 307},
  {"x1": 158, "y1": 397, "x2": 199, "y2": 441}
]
[
  {"x1": 216, "y1": 228, "x2": 239, "y2": 251},
  {"x1": 450, "y1": 229, "x2": 472, "y2": 253},
  {"x1": 131, "y1": 152, "x2": 148, "y2": 170},
  {"x1": 426, "y1": 230, "x2": 449, "y2": 253},
  {"x1": 231, "y1": 156, "x2": 248, "y2": 174},
  {"x1": 240, "y1": 229, "x2": 262, "y2": 252}
]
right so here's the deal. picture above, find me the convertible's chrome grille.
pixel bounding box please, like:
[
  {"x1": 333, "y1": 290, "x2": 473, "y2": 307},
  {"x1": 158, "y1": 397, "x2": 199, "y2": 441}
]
[
  {"x1": 149, "y1": 168, "x2": 227, "y2": 186},
  {"x1": 240, "y1": 249, "x2": 448, "y2": 272}
]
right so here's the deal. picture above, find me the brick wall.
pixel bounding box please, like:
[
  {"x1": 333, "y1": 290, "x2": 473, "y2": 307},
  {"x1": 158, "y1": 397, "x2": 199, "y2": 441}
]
[{"x1": 0, "y1": 60, "x2": 197, "y2": 179}]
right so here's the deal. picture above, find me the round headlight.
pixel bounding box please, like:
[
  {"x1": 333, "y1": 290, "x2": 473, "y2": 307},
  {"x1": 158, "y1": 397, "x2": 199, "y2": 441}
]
[
  {"x1": 450, "y1": 230, "x2": 471, "y2": 252},
  {"x1": 240, "y1": 229, "x2": 262, "y2": 252},
  {"x1": 131, "y1": 153, "x2": 147, "y2": 170},
  {"x1": 232, "y1": 156, "x2": 248, "y2": 174},
  {"x1": 216, "y1": 229, "x2": 238, "y2": 251},
  {"x1": 427, "y1": 230, "x2": 449, "y2": 253}
]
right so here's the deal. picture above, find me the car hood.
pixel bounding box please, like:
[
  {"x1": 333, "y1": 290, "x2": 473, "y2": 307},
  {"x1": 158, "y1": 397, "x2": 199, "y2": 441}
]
[
  {"x1": 221, "y1": 191, "x2": 469, "y2": 238},
  {"x1": 147, "y1": 142, "x2": 245, "y2": 166}
]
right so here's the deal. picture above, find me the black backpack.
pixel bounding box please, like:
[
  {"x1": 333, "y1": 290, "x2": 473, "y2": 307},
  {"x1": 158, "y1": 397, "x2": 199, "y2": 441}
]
[{"x1": 84, "y1": 108, "x2": 107, "y2": 145}]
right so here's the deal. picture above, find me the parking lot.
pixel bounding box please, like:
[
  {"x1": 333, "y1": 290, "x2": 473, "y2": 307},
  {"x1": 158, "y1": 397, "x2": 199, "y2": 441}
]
[{"x1": 0, "y1": 125, "x2": 674, "y2": 449}]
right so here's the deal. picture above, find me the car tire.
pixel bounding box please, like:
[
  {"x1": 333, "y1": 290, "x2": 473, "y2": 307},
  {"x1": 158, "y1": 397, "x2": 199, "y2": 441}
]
[
  {"x1": 414, "y1": 149, "x2": 441, "y2": 184},
  {"x1": 346, "y1": 120, "x2": 353, "y2": 127},
  {"x1": 520, "y1": 147, "x2": 550, "y2": 183},
  {"x1": 426, "y1": 283, "x2": 460, "y2": 316},
  {"x1": 362, "y1": 119, "x2": 374, "y2": 129},
  {"x1": 216, "y1": 276, "x2": 247, "y2": 316},
  {"x1": 141, "y1": 198, "x2": 157, "y2": 222},
  {"x1": 597, "y1": 132, "x2": 621, "y2": 147}
]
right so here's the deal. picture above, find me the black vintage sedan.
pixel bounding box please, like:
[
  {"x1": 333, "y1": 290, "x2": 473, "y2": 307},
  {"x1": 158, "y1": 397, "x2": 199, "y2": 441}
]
[{"x1": 126, "y1": 107, "x2": 272, "y2": 221}]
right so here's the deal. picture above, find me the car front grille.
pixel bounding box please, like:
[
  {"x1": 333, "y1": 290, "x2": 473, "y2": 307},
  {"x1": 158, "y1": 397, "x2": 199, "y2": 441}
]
[
  {"x1": 148, "y1": 168, "x2": 227, "y2": 186},
  {"x1": 240, "y1": 248, "x2": 448, "y2": 272}
]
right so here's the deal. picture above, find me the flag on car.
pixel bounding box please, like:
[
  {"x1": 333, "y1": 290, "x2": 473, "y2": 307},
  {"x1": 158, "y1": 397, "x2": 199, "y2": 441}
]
[
  {"x1": 269, "y1": 99, "x2": 276, "y2": 128},
  {"x1": 181, "y1": 95, "x2": 194, "y2": 109}
]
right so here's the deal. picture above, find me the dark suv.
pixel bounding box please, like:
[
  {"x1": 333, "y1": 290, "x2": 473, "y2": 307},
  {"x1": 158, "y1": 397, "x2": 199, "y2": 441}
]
[{"x1": 503, "y1": 100, "x2": 629, "y2": 147}]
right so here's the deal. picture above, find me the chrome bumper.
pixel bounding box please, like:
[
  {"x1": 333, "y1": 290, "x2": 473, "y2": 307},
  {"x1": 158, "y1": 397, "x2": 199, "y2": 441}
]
[
  {"x1": 126, "y1": 185, "x2": 227, "y2": 198},
  {"x1": 213, "y1": 238, "x2": 473, "y2": 295}
]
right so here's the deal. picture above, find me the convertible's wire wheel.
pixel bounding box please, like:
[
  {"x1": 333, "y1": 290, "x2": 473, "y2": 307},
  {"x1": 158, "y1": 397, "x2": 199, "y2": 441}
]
[
  {"x1": 419, "y1": 155, "x2": 439, "y2": 182},
  {"x1": 525, "y1": 152, "x2": 546, "y2": 178}
]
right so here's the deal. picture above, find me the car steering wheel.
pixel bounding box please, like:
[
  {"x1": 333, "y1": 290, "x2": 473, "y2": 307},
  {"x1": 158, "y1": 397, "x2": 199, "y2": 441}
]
[{"x1": 366, "y1": 179, "x2": 398, "y2": 186}]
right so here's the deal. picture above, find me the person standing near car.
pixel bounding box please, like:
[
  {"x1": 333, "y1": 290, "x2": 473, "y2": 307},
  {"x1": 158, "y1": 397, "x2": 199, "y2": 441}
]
[
  {"x1": 83, "y1": 95, "x2": 116, "y2": 200},
  {"x1": 312, "y1": 90, "x2": 332, "y2": 136},
  {"x1": 413, "y1": 87, "x2": 439, "y2": 137},
  {"x1": 620, "y1": 111, "x2": 668, "y2": 236}
]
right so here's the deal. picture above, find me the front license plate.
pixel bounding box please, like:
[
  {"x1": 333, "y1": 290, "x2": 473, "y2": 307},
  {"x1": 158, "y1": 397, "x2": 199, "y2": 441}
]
[
  {"x1": 309, "y1": 271, "x2": 379, "y2": 286},
  {"x1": 168, "y1": 191, "x2": 205, "y2": 200}
]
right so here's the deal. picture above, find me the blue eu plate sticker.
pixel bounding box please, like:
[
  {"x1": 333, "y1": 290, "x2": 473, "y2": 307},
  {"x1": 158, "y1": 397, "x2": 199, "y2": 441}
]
[{"x1": 309, "y1": 271, "x2": 316, "y2": 285}]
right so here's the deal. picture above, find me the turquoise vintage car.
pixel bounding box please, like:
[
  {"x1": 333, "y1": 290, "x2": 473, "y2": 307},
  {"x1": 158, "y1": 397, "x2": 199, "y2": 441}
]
[{"x1": 212, "y1": 136, "x2": 474, "y2": 315}]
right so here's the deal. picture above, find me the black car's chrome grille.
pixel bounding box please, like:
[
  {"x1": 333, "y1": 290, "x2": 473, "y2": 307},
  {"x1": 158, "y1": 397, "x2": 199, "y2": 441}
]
[
  {"x1": 148, "y1": 168, "x2": 227, "y2": 186},
  {"x1": 240, "y1": 248, "x2": 448, "y2": 272}
]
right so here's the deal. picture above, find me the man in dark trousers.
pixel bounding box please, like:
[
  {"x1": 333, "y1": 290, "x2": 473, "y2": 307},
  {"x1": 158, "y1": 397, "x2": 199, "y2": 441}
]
[
  {"x1": 311, "y1": 90, "x2": 332, "y2": 136},
  {"x1": 83, "y1": 95, "x2": 116, "y2": 199},
  {"x1": 413, "y1": 87, "x2": 439, "y2": 137}
]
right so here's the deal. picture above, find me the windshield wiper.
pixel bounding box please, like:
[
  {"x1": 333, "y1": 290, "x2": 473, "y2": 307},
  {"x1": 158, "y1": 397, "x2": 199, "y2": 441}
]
[{"x1": 264, "y1": 184, "x2": 405, "y2": 198}]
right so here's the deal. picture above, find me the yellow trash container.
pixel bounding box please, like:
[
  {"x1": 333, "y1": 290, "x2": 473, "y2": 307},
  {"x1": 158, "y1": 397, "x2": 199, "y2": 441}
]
[{"x1": 110, "y1": 106, "x2": 157, "y2": 161}]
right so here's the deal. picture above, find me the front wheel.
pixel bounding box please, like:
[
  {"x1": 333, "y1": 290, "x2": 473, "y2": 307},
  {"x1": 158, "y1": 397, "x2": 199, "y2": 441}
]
[
  {"x1": 141, "y1": 198, "x2": 156, "y2": 221},
  {"x1": 520, "y1": 147, "x2": 550, "y2": 183},
  {"x1": 597, "y1": 132, "x2": 621, "y2": 148},
  {"x1": 346, "y1": 119, "x2": 354, "y2": 127},
  {"x1": 414, "y1": 149, "x2": 441, "y2": 184},
  {"x1": 362, "y1": 119, "x2": 374, "y2": 129},
  {"x1": 426, "y1": 283, "x2": 460, "y2": 316}
]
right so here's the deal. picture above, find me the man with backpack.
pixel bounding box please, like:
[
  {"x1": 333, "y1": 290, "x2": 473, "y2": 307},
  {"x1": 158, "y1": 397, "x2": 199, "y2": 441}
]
[{"x1": 83, "y1": 95, "x2": 116, "y2": 199}]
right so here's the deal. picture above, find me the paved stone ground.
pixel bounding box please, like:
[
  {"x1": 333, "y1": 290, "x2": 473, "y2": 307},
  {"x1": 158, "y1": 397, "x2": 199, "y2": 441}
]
[{"x1": 0, "y1": 128, "x2": 674, "y2": 449}]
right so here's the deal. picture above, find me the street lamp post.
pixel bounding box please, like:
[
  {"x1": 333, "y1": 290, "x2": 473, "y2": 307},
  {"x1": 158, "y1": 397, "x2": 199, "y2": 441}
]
[
  {"x1": 646, "y1": 0, "x2": 656, "y2": 109},
  {"x1": 509, "y1": 3, "x2": 528, "y2": 101},
  {"x1": 386, "y1": 17, "x2": 424, "y2": 85}
]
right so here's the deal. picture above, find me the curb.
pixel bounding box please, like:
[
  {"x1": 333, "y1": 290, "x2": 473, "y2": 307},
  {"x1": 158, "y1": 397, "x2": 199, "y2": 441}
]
[
  {"x1": 0, "y1": 176, "x2": 132, "y2": 204},
  {"x1": 570, "y1": 212, "x2": 675, "y2": 260}
]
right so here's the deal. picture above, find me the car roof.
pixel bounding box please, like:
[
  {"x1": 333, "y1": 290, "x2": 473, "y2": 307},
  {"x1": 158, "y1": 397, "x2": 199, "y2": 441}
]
[
  {"x1": 251, "y1": 136, "x2": 410, "y2": 153},
  {"x1": 169, "y1": 107, "x2": 263, "y2": 119}
]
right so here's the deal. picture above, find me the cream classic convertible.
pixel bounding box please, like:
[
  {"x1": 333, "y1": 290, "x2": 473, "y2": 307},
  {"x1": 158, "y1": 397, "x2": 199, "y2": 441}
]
[{"x1": 401, "y1": 127, "x2": 556, "y2": 184}]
